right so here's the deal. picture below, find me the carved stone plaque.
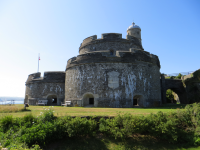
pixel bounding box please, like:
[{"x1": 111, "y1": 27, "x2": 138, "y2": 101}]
[{"x1": 108, "y1": 71, "x2": 119, "y2": 89}]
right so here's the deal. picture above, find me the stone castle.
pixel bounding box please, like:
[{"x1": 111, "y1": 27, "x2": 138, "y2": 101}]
[{"x1": 24, "y1": 22, "x2": 189, "y2": 107}]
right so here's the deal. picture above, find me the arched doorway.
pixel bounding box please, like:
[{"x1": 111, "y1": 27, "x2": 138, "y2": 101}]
[
  {"x1": 133, "y1": 95, "x2": 142, "y2": 107},
  {"x1": 82, "y1": 93, "x2": 94, "y2": 107},
  {"x1": 163, "y1": 79, "x2": 188, "y2": 104},
  {"x1": 166, "y1": 89, "x2": 180, "y2": 104},
  {"x1": 47, "y1": 95, "x2": 57, "y2": 106}
]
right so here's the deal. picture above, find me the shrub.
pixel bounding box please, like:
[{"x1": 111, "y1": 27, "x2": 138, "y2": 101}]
[
  {"x1": 2, "y1": 103, "x2": 200, "y2": 148},
  {"x1": 38, "y1": 106, "x2": 55, "y2": 122},
  {"x1": 0, "y1": 115, "x2": 14, "y2": 132}
]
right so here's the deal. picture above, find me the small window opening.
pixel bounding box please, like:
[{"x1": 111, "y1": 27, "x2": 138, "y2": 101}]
[
  {"x1": 133, "y1": 95, "x2": 142, "y2": 106},
  {"x1": 89, "y1": 98, "x2": 94, "y2": 104},
  {"x1": 133, "y1": 99, "x2": 137, "y2": 105},
  {"x1": 110, "y1": 50, "x2": 114, "y2": 55}
]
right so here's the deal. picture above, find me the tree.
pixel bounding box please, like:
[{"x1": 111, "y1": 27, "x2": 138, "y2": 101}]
[
  {"x1": 176, "y1": 73, "x2": 182, "y2": 79},
  {"x1": 166, "y1": 89, "x2": 174, "y2": 103}
]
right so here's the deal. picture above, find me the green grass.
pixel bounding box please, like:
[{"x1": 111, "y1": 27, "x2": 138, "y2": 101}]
[
  {"x1": 0, "y1": 104, "x2": 187, "y2": 118},
  {"x1": 43, "y1": 135, "x2": 200, "y2": 150}
]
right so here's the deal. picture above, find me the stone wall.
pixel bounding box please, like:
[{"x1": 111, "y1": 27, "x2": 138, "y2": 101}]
[
  {"x1": 184, "y1": 69, "x2": 200, "y2": 103},
  {"x1": 79, "y1": 33, "x2": 143, "y2": 55},
  {"x1": 127, "y1": 28, "x2": 141, "y2": 43},
  {"x1": 67, "y1": 50, "x2": 160, "y2": 69},
  {"x1": 25, "y1": 72, "x2": 65, "y2": 105},
  {"x1": 65, "y1": 50, "x2": 161, "y2": 108},
  {"x1": 163, "y1": 79, "x2": 187, "y2": 104},
  {"x1": 182, "y1": 74, "x2": 193, "y2": 80}
]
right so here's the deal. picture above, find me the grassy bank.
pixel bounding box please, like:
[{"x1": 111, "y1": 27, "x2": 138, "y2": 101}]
[
  {"x1": 0, "y1": 104, "x2": 186, "y2": 118},
  {"x1": 1, "y1": 103, "x2": 200, "y2": 149}
]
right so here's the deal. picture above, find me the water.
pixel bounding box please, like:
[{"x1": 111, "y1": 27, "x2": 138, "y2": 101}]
[
  {"x1": 0, "y1": 97, "x2": 24, "y2": 105},
  {"x1": 14, "y1": 101, "x2": 24, "y2": 104}
]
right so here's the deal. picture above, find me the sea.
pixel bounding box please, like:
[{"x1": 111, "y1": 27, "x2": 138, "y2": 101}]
[{"x1": 0, "y1": 97, "x2": 24, "y2": 105}]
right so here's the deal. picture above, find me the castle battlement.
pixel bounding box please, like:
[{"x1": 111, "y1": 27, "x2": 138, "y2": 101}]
[
  {"x1": 79, "y1": 33, "x2": 143, "y2": 54},
  {"x1": 26, "y1": 71, "x2": 65, "y2": 84},
  {"x1": 66, "y1": 49, "x2": 160, "y2": 70}
]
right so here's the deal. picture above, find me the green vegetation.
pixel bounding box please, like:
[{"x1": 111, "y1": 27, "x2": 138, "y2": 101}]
[
  {"x1": 165, "y1": 73, "x2": 183, "y2": 79},
  {"x1": 0, "y1": 104, "x2": 187, "y2": 118},
  {"x1": 166, "y1": 89, "x2": 174, "y2": 103},
  {"x1": 1, "y1": 104, "x2": 200, "y2": 149},
  {"x1": 183, "y1": 69, "x2": 200, "y2": 103},
  {"x1": 0, "y1": 105, "x2": 25, "y2": 113}
]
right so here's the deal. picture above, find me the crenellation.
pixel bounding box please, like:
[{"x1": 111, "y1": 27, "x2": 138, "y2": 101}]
[{"x1": 101, "y1": 33, "x2": 122, "y2": 39}]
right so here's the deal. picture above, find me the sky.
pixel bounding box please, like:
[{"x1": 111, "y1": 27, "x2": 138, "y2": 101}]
[{"x1": 0, "y1": 0, "x2": 199, "y2": 97}]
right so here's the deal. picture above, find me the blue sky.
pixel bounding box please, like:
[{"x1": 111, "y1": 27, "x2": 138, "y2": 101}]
[{"x1": 0, "y1": 0, "x2": 199, "y2": 97}]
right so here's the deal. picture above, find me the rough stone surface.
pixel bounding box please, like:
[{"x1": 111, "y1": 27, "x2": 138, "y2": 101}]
[
  {"x1": 65, "y1": 62, "x2": 161, "y2": 107},
  {"x1": 184, "y1": 69, "x2": 200, "y2": 103},
  {"x1": 79, "y1": 33, "x2": 143, "y2": 55},
  {"x1": 25, "y1": 72, "x2": 65, "y2": 105}
]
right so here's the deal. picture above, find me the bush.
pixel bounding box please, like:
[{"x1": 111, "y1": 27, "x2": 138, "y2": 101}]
[{"x1": 2, "y1": 103, "x2": 200, "y2": 148}]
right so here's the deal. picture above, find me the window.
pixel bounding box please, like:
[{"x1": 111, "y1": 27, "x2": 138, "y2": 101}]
[{"x1": 110, "y1": 50, "x2": 114, "y2": 55}]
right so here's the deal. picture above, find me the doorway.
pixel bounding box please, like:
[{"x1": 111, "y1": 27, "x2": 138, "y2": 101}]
[
  {"x1": 47, "y1": 95, "x2": 57, "y2": 106},
  {"x1": 52, "y1": 98, "x2": 57, "y2": 104},
  {"x1": 89, "y1": 98, "x2": 94, "y2": 104},
  {"x1": 83, "y1": 93, "x2": 94, "y2": 107},
  {"x1": 133, "y1": 98, "x2": 137, "y2": 105},
  {"x1": 133, "y1": 95, "x2": 142, "y2": 106}
]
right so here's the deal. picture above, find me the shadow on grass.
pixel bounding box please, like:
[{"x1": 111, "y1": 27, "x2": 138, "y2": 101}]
[
  {"x1": 136, "y1": 104, "x2": 187, "y2": 110},
  {"x1": 80, "y1": 104, "x2": 187, "y2": 110},
  {"x1": 43, "y1": 135, "x2": 200, "y2": 150},
  {"x1": 43, "y1": 136, "x2": 109, "y2": 150},
  {"x1": 21, "y1": 109, "x2": 31, "y2": 112}
]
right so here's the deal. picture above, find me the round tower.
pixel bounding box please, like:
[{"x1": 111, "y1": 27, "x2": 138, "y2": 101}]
[{"x1": 127, "y1": 22, "x2": 141, "y2": 44}]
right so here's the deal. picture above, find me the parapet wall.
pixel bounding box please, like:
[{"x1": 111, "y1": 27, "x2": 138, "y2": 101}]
[
  {"x1": 26, "y1": 71, "x2": 65, "y2": 84},
  {"x1": 66, "y1": 49, "x2": 160, "y2": 70},
  {"x1": 43, "y1": 71, "x2": 65, "y2": 81},
  {"x1": 81, "y1": 35, "x2": 97, "y2": 46},
  {"x1": 26, "y1": 72, "x2": 41, "y2": 83},
  {"x1": 79, "y1": 33, "x2": 143, "y2": 54}
]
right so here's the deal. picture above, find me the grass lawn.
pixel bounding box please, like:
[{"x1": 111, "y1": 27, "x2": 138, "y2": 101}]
[{"x1": 0, "y1": 103, "x2": 187, "y2": 118}]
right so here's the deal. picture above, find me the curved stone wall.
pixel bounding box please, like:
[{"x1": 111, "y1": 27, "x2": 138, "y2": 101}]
[
  {"x1": 65, "y1": 62, "x2": 161, "y2": 107},
  {"x1": 65, "y1": 51, "x2": 161, "y2": 108},
  {"x1": 79, "y1": 33, "x2": 143, "y2": 55},
  {"x1": 66, "y1": 50, "x2": 160, "y2": 70}
]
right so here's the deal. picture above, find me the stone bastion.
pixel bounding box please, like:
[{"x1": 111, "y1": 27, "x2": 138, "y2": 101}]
[
  {"x1": 65, "y1": 33, "x2": 161, "y2": 107},
  {"x1": 25, "y1": 72, "x2": 65, "y2": 106}
]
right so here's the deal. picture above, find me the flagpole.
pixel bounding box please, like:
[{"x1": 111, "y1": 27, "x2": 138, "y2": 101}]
[{"x1": 38, "y1": 53, "x2": 40, "y2": 72}]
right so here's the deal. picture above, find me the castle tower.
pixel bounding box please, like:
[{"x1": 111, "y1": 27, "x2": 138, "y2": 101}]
[{"x1": 127, "y1": 22, "x2": 141, "y2": 44}]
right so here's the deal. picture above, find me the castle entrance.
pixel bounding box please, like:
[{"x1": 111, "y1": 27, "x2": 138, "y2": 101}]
[
  {"x1": 89, "y1": 98, "x2": 94, "y2": 104},
  {"x1": 133, "y1": 95, "x2": 142, "y2": 107},
  {"x1": 82, "y1": 93, "x2": 94, "y2": 107},
  {"x1": 47, "y1": 95, "x2": 58, "y2": 106}
]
